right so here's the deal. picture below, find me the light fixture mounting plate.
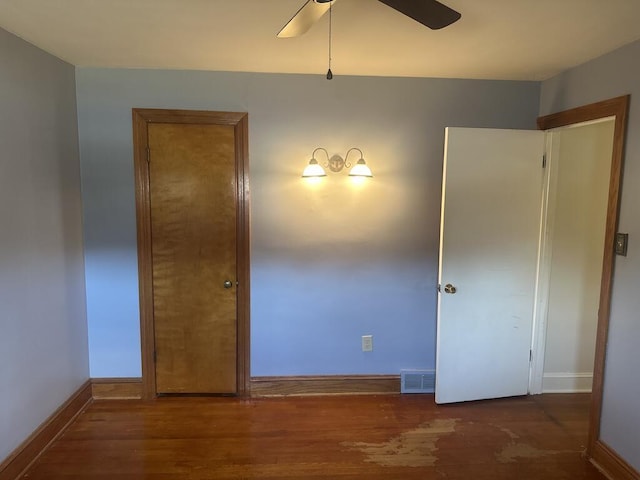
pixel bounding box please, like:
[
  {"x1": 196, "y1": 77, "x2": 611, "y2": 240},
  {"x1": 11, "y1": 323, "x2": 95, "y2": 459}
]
[{"x1": 328, "y1": 154, "x2": 348, "y2": 172}]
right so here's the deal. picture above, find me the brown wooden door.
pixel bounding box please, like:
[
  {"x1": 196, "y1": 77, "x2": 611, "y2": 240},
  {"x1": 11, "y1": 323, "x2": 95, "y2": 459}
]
[
  {"x1": 134, "y1": 109, "x2": 250, "y2": 398},
  {"x1": 148, "y1": 122, "x2": 237, "y2": 394}
]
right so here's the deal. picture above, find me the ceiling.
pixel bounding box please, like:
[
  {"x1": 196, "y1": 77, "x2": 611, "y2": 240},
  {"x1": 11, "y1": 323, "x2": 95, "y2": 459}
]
[{"x1": 1, "y1": 0, "x2": 640, "y2": 81}]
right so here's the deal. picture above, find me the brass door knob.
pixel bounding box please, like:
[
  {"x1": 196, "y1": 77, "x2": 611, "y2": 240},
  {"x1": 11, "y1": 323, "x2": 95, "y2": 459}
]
[{"x1": 444, "y1": 283, "x2": 457, "y2": 294}]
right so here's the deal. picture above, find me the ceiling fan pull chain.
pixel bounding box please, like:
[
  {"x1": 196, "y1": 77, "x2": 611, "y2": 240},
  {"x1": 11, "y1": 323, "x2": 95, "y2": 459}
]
[{"x1": 326, "y1": 1, "x2": 333, "y2": 79}]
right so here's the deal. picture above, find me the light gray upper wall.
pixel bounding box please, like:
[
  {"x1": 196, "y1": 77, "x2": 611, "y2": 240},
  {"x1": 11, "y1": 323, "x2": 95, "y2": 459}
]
[
  {"x1": 76, "y1": 67, "x2": 540, "y2": 378},
  {"x1": 0, "y1": 28, "x2": 88, "y2": 461},
  {"x1": 541, "y1": 39, "x2": 640, "y2": 471}
]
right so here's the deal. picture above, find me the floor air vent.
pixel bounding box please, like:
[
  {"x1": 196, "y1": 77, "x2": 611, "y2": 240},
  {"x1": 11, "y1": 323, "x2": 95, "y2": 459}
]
[{"x1": 400, "y1": 370, "x2": 435, "y2": 394}]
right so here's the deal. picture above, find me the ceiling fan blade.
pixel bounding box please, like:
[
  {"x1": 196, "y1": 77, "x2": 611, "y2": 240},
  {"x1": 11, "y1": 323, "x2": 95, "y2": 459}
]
[
  {"x1": 277, "y1": 0, "x2": 337, "y2": 38},
  {"x1": 377, "y1": 0, "x2": 461, "y2": 30}
]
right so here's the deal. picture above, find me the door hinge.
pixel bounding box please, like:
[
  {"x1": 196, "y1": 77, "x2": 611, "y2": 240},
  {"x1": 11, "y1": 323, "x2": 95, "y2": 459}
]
[
  {"x1": 542, "y1": 154, "x2": 546, "y2": 169},
  {"x1": 146, "y1": 147, "x2": 151, "y2": 163},
  {"x1": 437, "y1": 284, "x2": 441, "y2": 293},
  {"x1": 153, "y1": 350, "x2": 157, "y2": 363},
  {"x1": 529, "y1": 349, "x2": 533, "y2": 362}
]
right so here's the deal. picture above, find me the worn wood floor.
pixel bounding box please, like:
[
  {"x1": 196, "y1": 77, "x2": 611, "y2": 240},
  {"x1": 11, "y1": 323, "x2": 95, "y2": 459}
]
[{"x1": 22, "y1": 393, "x2": 605, "y2": 479}]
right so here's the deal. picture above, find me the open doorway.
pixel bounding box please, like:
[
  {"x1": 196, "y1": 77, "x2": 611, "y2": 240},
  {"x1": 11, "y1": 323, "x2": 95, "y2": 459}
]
[
  {"x1": 536, "y1": 95, "x2": 629, "y2": 461},
  {"x1": 436, "y1": 96, "x2": 629, "y2": 464},
  {"x1": 534, "y1": 118, "x2": 615, "y2": 394}
]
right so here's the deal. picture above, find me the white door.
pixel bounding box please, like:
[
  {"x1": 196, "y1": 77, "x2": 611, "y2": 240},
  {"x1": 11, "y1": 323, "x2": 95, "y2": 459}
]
[{"x1": 436, "y1": 127, "x2": 545, "y2": 404}]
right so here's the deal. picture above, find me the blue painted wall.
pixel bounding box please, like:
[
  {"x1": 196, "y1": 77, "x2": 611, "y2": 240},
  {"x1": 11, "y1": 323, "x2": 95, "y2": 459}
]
[
  {"x1": 0, "y1": 28, "x2": 88, "y2": 460},
  {"x1": 75, "y1": 69, "x2": 540, "y2": 377}
]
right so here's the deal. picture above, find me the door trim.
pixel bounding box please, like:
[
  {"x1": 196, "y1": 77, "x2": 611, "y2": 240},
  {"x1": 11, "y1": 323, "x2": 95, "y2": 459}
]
[
  {"x1": 132, "y1": 108, "x2": 250, "y2": 399},
  {"x1": 537, "y1": 95, "x2": 630, "y2": 457}
]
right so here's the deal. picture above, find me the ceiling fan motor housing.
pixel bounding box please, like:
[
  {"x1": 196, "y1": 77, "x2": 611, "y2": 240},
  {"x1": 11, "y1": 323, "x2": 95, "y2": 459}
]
[{"x1": 280, "y1": 0, "x2": 461, "y2": 41}]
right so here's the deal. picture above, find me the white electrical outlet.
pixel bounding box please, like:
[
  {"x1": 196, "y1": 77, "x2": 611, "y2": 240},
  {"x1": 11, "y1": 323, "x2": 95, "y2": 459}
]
[{"x1": 362, "y1": 335, "x2": 373, "y2": 352}]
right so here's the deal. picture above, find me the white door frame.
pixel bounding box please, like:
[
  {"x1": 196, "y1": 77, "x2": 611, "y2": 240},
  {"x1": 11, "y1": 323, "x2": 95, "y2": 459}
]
[{"x1": 528, "y1": 132, "x2": 557, "y2": 394}]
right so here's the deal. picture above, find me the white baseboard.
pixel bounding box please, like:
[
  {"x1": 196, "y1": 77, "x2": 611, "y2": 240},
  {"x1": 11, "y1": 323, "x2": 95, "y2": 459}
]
[{"x1": 542, "y1": 372, "x2": 593, "y2": 393}]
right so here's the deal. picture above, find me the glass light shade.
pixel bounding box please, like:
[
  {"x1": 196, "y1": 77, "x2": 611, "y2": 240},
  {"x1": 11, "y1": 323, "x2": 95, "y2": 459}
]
[
  {"x1": 349, "y1": 158, "x2": 373, "y2": 177},
  {"x1": 302, "y1": 158, "x2": 327, "y2": 177}
]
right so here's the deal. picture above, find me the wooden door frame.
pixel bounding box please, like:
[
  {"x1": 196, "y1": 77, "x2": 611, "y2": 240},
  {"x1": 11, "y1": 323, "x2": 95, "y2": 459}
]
[
  {"x1": 537, "y1": 95, "x2": 629, "y2": 459},
  {"x1": 132, "y1": 108, "x2": 250, "y2": 400}
]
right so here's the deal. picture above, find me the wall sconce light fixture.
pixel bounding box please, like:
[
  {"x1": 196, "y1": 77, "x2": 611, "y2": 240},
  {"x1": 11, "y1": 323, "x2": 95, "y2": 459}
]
[{"x1": 301, "y1": 147, "x2": 373, "y2": 178}]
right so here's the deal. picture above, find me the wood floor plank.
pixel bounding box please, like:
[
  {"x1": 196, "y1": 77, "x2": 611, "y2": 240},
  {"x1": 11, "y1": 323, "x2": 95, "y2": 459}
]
[{"x1": 21, "y1": 394, "x2": 605, "y2": 479}]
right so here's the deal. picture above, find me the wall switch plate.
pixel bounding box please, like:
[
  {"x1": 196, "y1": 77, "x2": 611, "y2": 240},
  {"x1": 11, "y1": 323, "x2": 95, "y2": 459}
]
[
  {"x1": 615, "y1": 233, "x2": 628, "y2": 256},
  {"x1": 362, "y1": 335, "x2": 373, "y2": 352}
]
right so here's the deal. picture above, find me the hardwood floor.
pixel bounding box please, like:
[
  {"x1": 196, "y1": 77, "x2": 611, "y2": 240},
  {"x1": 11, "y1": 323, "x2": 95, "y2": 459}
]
[{"x1": 21, "y1": 394, "x2": 605, "y2": 479}]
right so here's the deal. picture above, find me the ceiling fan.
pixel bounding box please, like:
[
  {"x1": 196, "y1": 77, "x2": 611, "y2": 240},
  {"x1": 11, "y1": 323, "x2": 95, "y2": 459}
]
[{"x1": 277, "y1": 0, "x2": 462, "y2": 38}]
